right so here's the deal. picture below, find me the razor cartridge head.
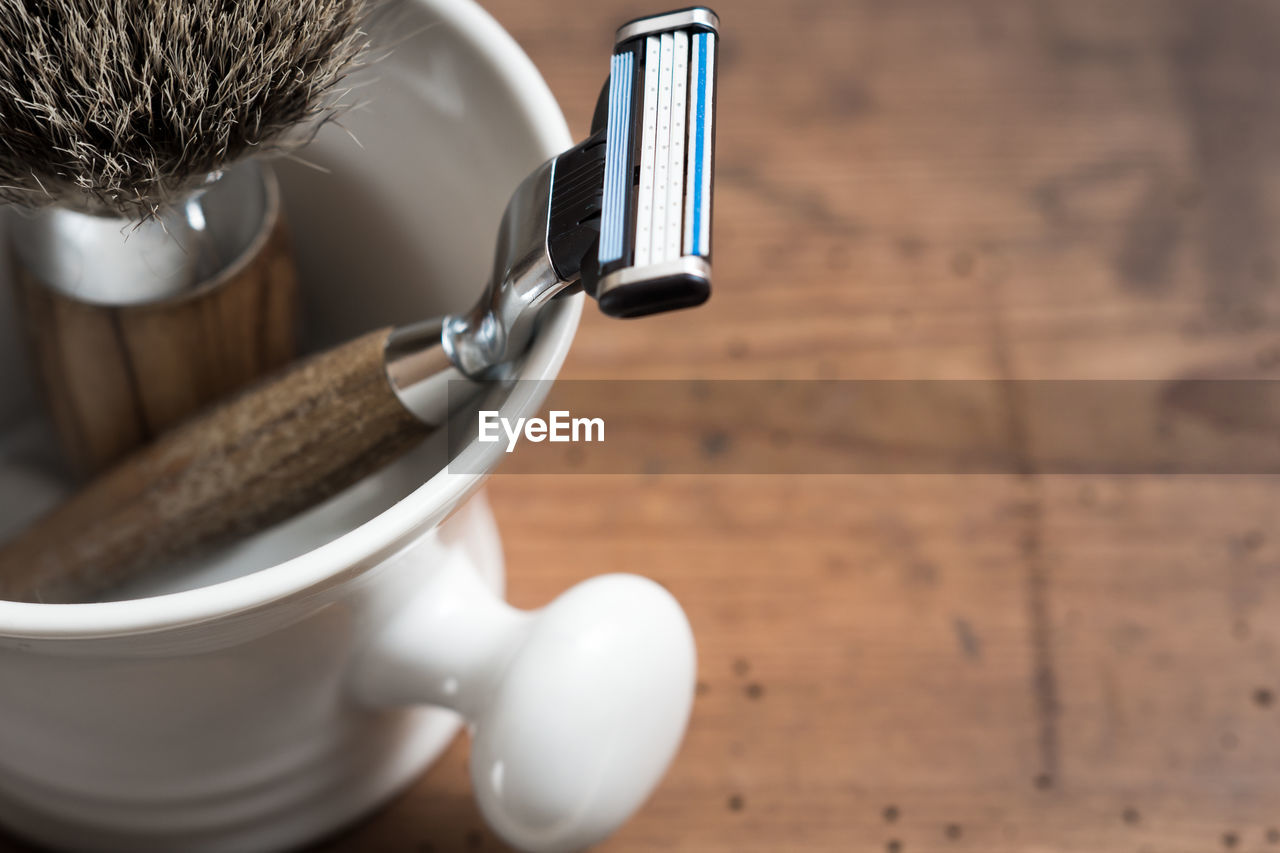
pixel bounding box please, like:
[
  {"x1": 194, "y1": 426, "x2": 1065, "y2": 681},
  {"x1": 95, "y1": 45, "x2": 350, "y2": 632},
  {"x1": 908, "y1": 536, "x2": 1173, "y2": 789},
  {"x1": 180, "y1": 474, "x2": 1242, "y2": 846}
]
[
  {"x1": 438, "y1": 9, "x2": 720, "y2": 379},
  {"x1": 579, "y1": 8, "x2": 720, "y2": 318}
]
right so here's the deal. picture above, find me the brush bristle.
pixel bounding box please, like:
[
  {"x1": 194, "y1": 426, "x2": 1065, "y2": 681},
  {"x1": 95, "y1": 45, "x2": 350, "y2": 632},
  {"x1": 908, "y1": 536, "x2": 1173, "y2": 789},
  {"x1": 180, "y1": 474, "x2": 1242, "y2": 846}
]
[{"x1": 0, "y1": 0, "x2": 371, "y2": 219}]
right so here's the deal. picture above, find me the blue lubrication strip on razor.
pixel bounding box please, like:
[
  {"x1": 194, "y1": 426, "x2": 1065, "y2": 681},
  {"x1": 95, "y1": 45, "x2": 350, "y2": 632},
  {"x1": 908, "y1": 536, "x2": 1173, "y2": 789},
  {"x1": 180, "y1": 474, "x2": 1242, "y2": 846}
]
[
  {"x1": 691, "y1": 33, "x2": 708, "y2": 257},
  {"x1": 599, "y1": 51, "x2": 633, "y2": 265}
]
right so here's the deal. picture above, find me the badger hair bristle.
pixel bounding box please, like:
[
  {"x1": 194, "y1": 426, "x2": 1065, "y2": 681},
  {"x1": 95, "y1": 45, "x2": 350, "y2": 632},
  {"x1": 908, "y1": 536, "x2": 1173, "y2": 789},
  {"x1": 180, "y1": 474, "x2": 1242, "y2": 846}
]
[{"x1": 0, "y1": 0, "x2": 372, "y2": 220}]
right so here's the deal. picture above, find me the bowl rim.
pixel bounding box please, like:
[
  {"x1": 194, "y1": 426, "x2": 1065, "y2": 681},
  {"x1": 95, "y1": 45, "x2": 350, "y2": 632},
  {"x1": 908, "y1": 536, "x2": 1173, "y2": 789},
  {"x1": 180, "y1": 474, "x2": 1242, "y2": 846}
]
[{"x1": 0, "y1": 0, "x2": 581, "y2": 639}]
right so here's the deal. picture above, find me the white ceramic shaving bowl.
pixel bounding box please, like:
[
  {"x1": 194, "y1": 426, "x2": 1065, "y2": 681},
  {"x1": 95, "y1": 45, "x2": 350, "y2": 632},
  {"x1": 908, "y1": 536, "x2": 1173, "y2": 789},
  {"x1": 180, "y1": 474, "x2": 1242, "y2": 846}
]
[{"x1": 0, "y1": 2, "x2": 695, "y2": 851}]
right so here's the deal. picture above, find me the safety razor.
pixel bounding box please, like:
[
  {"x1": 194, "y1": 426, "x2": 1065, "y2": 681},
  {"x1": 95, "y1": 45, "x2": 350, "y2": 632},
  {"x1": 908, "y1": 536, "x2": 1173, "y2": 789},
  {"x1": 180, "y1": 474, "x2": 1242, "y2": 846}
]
[
  {"x1": 0, "y1": 8, "x2": 721, "y2": 604},
  {"x1": 392, "y1": 5, "x2": 720, "y2": 402}
]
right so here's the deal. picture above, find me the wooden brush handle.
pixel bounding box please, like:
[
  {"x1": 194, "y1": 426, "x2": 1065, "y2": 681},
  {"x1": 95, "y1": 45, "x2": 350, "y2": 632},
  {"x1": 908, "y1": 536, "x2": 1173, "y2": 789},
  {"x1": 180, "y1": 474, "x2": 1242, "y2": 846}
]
[
  {"x1": 0, "y1": 327, "x2": 427, "y2": 604},
  {"x1": 13, "y1": 177, "x2": 299, "y2": 477}
]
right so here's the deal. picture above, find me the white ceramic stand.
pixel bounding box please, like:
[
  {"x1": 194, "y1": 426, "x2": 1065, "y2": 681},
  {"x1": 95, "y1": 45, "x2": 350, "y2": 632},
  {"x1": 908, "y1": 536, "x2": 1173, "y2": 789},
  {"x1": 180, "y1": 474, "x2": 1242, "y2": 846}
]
[{"x1": 352, "y1": 558, "x2": 697, "y2": 852}]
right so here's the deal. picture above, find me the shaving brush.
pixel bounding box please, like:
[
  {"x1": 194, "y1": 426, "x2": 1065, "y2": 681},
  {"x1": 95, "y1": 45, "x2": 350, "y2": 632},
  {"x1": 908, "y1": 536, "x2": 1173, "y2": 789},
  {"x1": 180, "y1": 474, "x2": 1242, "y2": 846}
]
[{"x1": 0, "y1": 0, "x2": 371, "y2": 475}]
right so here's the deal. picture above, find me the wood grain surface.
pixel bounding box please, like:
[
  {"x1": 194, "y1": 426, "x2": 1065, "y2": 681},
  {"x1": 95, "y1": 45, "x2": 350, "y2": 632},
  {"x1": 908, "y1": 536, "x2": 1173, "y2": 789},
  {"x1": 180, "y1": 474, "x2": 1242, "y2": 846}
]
[
  {"x1": 0, "y1": 0, "x2": 1274, "y2": 850},
  {"x1": 319, "y1": 1, "x2": 1280, "y2": 851}
]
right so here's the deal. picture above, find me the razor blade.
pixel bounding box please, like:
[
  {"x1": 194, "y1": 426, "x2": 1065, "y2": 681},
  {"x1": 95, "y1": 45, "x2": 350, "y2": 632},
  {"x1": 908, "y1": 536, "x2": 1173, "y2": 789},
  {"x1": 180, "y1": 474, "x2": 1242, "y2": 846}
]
[
  {"x1": 431, "y1": 8, "x2": 721, "y2": 382},
  {"x1": 549, "y1": 7, "x2": 720, "y2": 319}
]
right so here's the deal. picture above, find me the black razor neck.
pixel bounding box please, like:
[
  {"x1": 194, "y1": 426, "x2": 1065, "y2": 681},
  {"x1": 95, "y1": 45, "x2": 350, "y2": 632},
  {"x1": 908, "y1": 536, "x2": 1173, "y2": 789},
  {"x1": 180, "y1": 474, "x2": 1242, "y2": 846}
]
[{"x1": 547, "y1": 131, "x2": 607, "y2": 285}]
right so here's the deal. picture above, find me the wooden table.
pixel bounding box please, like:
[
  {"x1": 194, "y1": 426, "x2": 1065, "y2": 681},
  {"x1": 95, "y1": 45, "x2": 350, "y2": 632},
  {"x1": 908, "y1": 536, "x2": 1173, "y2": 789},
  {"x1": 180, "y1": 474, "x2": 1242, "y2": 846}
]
[
  {"x1": 325, "y1": 1, "x2": 1280, "y2": 850},
  {"x1": 7, "y1": 1, "x2": 1278, "y2": 851}
]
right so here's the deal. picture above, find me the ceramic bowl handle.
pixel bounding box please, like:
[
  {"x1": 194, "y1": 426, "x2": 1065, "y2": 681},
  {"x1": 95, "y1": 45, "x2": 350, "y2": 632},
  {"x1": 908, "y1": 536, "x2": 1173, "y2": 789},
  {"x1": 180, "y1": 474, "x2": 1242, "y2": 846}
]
[{"x1": 351, "y1": 556, "x2": 697, "y2": 853}]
